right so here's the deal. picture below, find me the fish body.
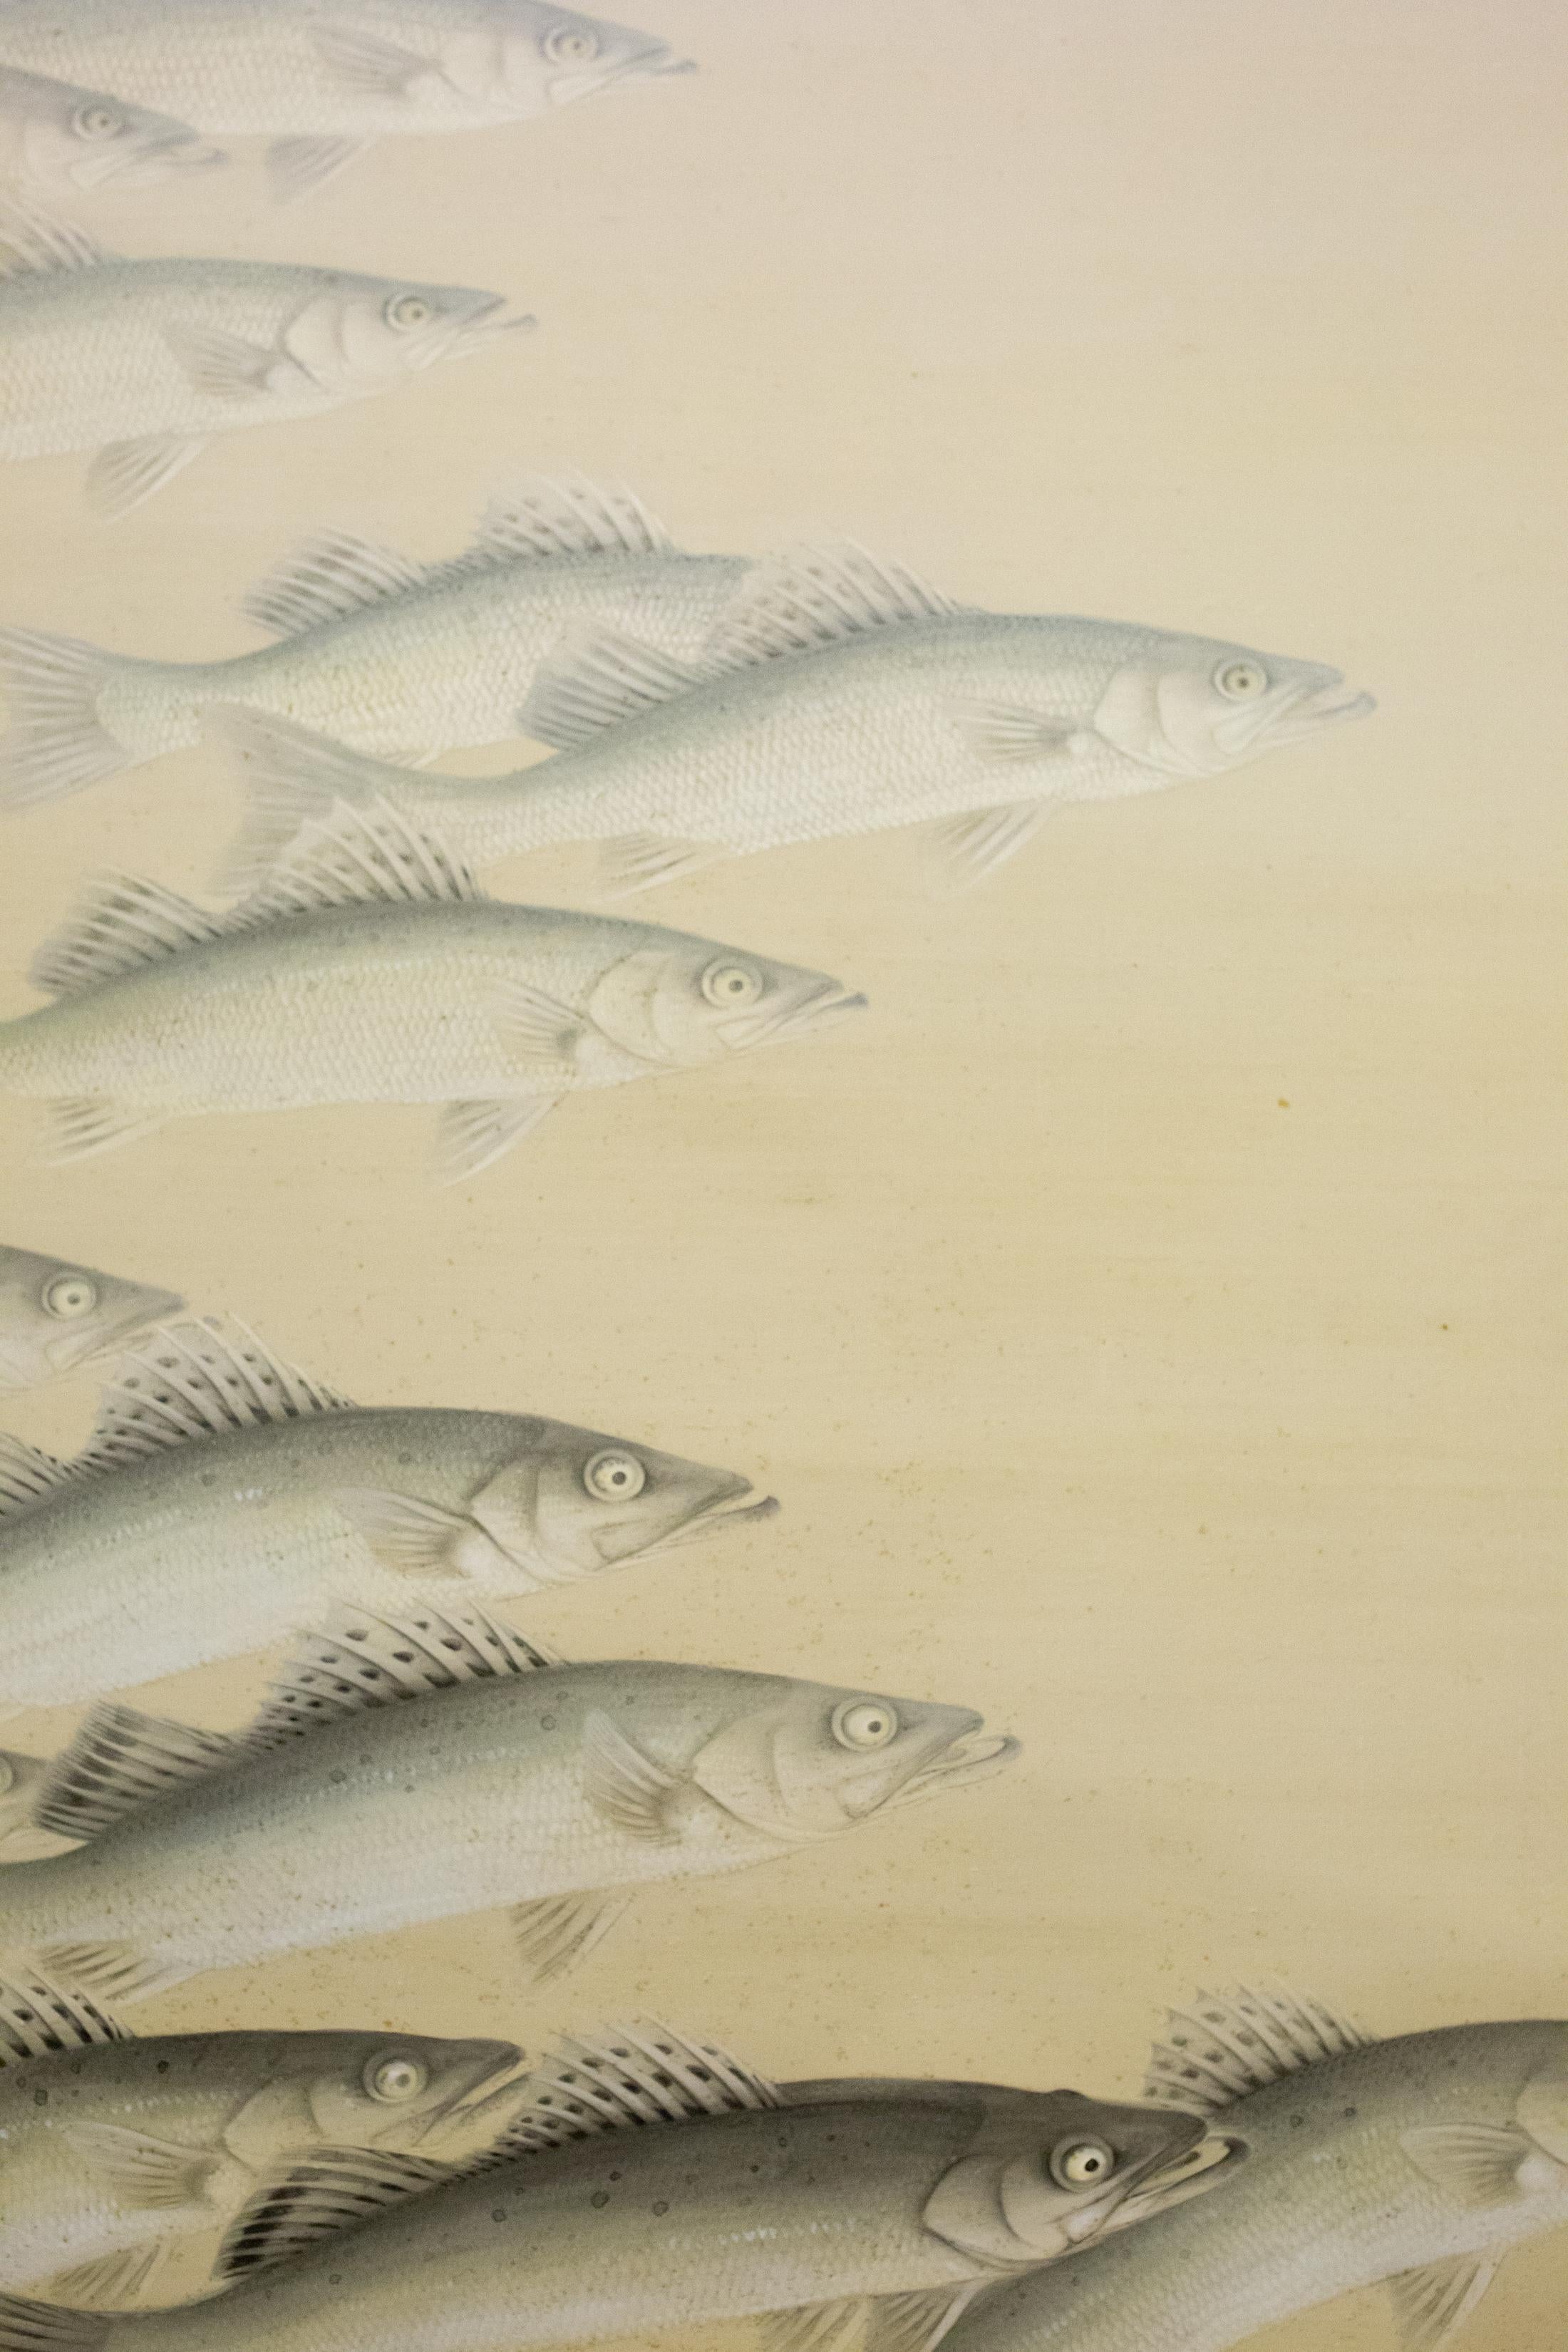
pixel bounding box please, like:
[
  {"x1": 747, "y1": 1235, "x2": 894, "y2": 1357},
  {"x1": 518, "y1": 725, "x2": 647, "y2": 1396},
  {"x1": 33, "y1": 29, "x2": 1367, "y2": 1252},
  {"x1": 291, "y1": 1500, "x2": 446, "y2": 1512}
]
[
  {"x1": 0, "y1": 68, "x2": 221, "y2": 195},
  {"x1": 0, "y1": 1966, "x2": 526, "y2": 2308},
  {"x1": 10, "y1": 2032, "x2": 1203, "y2": 2352},
  {"x1": 219, "y1": 545, "x2": 1375, "y2": 893},
  {"x1": 940, "y1": 1995, "x2": 1568, "y2": 2352},
  {"x1": 0, "y1": 1614, "x2": 1016, "y2": 1999},
  {"x1": 0, "y1": 206, "x2": 526, "y2": 513},
  {"x1": 0, "y1": 479, "x2": 751, "y2": 806},
  {"x1": 0, "y1": 1314, "x2": 771, "y2": 1716},
  {"x1": 0, "y1": 1244, "x2": 180, "y2": 1390},
  {"x1": 0, "y1": 800, "x2": 865, "y2": 1177}
]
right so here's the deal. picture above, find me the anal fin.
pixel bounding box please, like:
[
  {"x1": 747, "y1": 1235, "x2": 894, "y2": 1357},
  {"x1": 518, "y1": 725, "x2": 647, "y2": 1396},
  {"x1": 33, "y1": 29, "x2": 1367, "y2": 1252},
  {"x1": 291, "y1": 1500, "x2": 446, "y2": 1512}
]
[
  {"x1": 1389, "y1": 2255, "x2": 1500, "y2": 2351},
  {"x1": 511, "y1": 1892, "x2": 633, "y2": 1983}
]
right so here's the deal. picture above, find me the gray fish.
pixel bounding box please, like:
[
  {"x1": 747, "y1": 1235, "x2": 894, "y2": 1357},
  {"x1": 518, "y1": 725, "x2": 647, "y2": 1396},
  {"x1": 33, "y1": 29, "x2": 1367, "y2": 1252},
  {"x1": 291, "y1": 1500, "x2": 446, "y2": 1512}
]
[
  {"x1": 0, "y1": 1314, "x2": 774, "y2": 1717},
  {"x1": 0, "y1": 1244, "x2": 180, "y2": 1391},
  {"x1": 0, "y1": 799, "x2": 867, "y2": 1180},
  {"x1": 0, "y1": 478, "x2": 749, "y2": 809},
  {"x1": 0, "y1": 68, "x2": 222, "y2": 197},
  {"x1": 0, "y1": 1959, "x2": 528, "y2": 2309},
  {"x1": 935, "y1": 1987, "x2": 1568, "y2": 2352},
  {"x1": 0, "y1": 201, "x2": 530, "y2": 517},
  {"x1": 0, "y1": 0, "x2": 693, "y2": 203},
  {"x1": 211, "y1": 540, "x2": 1375, "y2": 897},
  {"x1": 0, "y1": 1600, "x2": 1018, "y2": 2002},
  {"x1": 0, "y1": 2019, "x2": 1205, "y2": 2351}
]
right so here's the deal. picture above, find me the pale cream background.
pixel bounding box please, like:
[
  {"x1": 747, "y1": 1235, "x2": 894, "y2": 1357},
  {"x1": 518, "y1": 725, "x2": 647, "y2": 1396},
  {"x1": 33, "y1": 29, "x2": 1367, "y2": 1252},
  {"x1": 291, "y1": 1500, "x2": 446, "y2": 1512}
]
[{"x1": 0, "y1": 0, "x2": 1564, "y2": 2344}]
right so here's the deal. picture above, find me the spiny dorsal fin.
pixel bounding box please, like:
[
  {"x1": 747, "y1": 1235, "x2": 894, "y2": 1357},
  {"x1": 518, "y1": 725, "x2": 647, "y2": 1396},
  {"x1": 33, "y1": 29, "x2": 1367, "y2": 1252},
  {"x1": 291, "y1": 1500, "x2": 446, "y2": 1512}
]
[
  {"x1": 217, "y1": 2146, "x2": 453, "y2": 2281},
  {"x1": 0, "y1": 197, "x2": 106, "y2": 279},
  {"x1": 83, "y1": 1316, "x2": 351, "y2": 1470},
  {"x1": 242, "y1": 532, "x2": 430, "y2": 638},
  {"x1": 0, "y1": 1960, "x2": 128, "y2": 2060},
  {"x1": 234, "y1": 797, "x2": 483, "y2": 922},
  {"x1": 29, "y1": 875, "x2": 227, "y2": 1000},
  {"x1": 1143, "y1": 1986, "x2": 1368, "y2": 2115},
  {"x1": 0, "y1": 1432, "x2": 87, "y2": 1517},
  {"x1": 518, "y1": 629, "x2": 706, "y2": 751},
  {"x1": 463, "y1": 474, "x2": 674, "y2": 569},
  {"x1": 494, "y1": 2019, "x2": 781, "y2": 2155},
  {"x1": 244, "y1": 1600, "x2": 559, "y2": 1748},
  {"x1": 32, "y1": 1703, "x2": 242, "y2": 1842},
  {"x1": 702, "y1": 540, "x2": 959, "y2": 674}
]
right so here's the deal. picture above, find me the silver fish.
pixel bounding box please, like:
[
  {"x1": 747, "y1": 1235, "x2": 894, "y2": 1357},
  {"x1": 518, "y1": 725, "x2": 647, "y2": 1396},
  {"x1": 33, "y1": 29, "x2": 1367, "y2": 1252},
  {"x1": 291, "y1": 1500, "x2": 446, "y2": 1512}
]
[
  {"x1": 0, "y1": 0, "x2": 693, "y2": 203},
  {"x1": 0, "y1": 201, "x2": 530, "y2": 517},
  {"x1": 935, "y1": 1987, "x2": 1568, "y2": 2352},
  {"x1": 0, "y1": 478, "x2": 749, "y2": 810},
  {"x1": 0, "y1": 1244, "x2": 180, "y2": 1391},
  {"x1": 0, "y1": 798, "x2": 867, "y2": 1180},
  {"x1": 217, "y1": 541, "x2": 1376, "y2": 895},
  {"x1": 0, "y1": 2019, "x2": 1203, "y2": 2350},
  {"x1": 0, "y1": 68, "x2": 222, "y2": 197},
  {"x1": 0, "y1": 1313, "x2": 775, "y2": 1718},
  {"x1": 0, "y1": 1599, "x2": 1019, "y2": 2001},
  {"x1": 0, "y1": 1958, "x2": 527, "y2": 2309}
]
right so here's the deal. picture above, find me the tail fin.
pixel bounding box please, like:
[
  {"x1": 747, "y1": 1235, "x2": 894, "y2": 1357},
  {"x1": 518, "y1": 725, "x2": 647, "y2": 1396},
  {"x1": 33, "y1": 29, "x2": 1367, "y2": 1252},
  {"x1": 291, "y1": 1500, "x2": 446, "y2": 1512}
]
[
  {"x1": 209, "y1": 704, "x2": 400, "y2": 894},
  {"x1": 0, "y1": 629, "x2": 128, "y2": 810}
]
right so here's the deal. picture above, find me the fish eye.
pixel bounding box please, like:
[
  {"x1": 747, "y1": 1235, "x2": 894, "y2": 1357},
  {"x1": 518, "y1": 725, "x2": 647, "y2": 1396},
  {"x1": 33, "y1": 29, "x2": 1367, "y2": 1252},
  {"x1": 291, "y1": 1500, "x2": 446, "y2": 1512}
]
[
  {"x1": 544, "y1": 24, "x2": 602, "y2": 63},
  {"x1": 701, "y1": 960, "x2": 764, "y2": 1010},
  {"x1": 583, "y1": 1448, "x2": 647, "y2": 1502},
  {"x1": 1214, "y1": 659, "x2": 1268, "y2": 701},
  {"x1": 73, "y1": 103, "x2": 122, "y2": 140},
  {"x1": 1048, "y1": 2136, "x2": 1117, "y2": 2189},
  {"x1": 830, "y1": 1698, "x2": 899, "y2": 1751},
  {"x1": 385, "y1": 292, "x2": 433, "y2": 331},
  {"x1": 364, "y1": 2052, "x2": 429, "y2": 2103},
  {"x1": 42, "y1": 1274, "x2": 98, "y2": 1320}
]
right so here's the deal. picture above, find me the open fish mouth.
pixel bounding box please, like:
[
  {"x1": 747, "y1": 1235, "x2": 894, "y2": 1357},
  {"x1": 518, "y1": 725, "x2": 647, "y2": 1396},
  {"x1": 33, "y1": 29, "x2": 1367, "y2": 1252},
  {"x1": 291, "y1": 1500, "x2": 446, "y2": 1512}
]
[
  {"x1": 882, "y1": 1730, "x2": 1021, "y2": 1811},
  {"x1": 719, "y1": 984, "x2": 869, "y2": 1051},
  {"x1": 415, "y1": 2053, "x2": 535, "y2": 2147},
  {"x1": 76, "y1": 138, "x2": 226, "y2": 190},
  {"x1": 438, "y1": 299, "x2": 539, "y2": 365},
  {"x1": 43, "y1": 1289, "x2": 185, "y2": 1376},
  {"x1": 617, "y1": 1489, "x2": 782, "y2": 1561},
  {"x1": 551, "y1": 44, "x2": 696, "y2": 105},
  {"x1": 1221, "y1": 674, "x2": 1376, "y2": 758},
  {"x1": 1105, "y1": 2131, "x2": 1249, "y2": 2229}
]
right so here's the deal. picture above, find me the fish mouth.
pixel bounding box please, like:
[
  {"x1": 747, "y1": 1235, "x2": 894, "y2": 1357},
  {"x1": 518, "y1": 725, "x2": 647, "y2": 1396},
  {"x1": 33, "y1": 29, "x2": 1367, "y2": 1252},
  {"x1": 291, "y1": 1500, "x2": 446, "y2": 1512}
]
[
  {"x1": 441, "y1": 296, "x2": 539, "y2": 363},
  {"x1": 881, "y1": 1730, "x2": 1022, "y2": 1812},
  {"x1": 43, "y1": 1286, "x2": 185, "y2": 1376},
  {"x1": 619, "y1": 1488, "x2": 783, "y2": 1562},
  {"x1": 416, "y1": 2051, "x2": 535, "y2": 2149},
  {"x1": 718, "y1": 984, "x2": 869, "y2": 1051},
  {"x1": 73, "y1": 135, "x2": 225, "y2": 189},
  {"x1": 1105, "y1": 2131, "x2": 1250, "y2": 2230},
  {"x1": 1220, "y1": 673, "x2": 1376, "y2": 758},
  {"x1": 551, "y1": 43, "x2": 696, "y2": 105}
]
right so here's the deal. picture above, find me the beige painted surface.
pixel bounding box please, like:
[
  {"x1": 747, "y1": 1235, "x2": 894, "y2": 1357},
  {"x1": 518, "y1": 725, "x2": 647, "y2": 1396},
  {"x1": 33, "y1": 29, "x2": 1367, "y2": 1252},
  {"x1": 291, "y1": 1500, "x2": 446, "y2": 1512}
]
[{"x1": 0, "y1": 1, "x2": 1563, "y2": 2345}]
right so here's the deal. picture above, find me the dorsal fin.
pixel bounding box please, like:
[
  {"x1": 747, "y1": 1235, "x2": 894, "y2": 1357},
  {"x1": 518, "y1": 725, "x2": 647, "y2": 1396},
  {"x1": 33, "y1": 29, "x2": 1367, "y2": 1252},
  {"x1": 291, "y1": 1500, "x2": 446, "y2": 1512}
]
[
  {"x1": 83, "y1": 1317, "x2": 351, "y2": 1470},
  {"x1": 0, "y1": 1431, "x2": 88, "y2": 1517},
  {"x1": 518, "y1": 630, "x2": 706, "y2": 751},
  {"x1": 242, "y1": 532, "x2": 430, "y2": 638},
  {"x1": 29, "y1": 875, "x2": 228, "y2": 999},
  {"x1": 0, "y1": 1960, "x2": 128, "y2": 2060},
  {"x1": 493, "y1": 2019, "x2": 781, "y2": 2156},
  {"x1": 1143, "y1": 1987, "x2": 1369, "y2": 2115},
  {"x1": 0, "y1": 197, "x2": 107, "y2": 279},
  {"x1": 235, "y1": 797, "x2": 483, "y2": 921},
  {"x1": 217, "y1": 2147, "x2": 453, "y2": 2281},
  {"x1": 701, "y1": 540, "x2": 959, "y2": 673},
  {"x1": 463, "y1": 474, "x2": 674, "y2": 568},
  {"x1": 32, "y1": 1703, "x2": 242, "y2": 1842},
  {"x1": 244, "y1": 1600, "x2": 559, "y2": 1748}
]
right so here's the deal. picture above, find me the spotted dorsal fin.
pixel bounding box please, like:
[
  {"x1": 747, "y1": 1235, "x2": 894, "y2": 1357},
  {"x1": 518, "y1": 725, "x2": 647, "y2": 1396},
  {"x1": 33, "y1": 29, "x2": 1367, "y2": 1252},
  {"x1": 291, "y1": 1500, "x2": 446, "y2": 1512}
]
[
  {"x1": 0, "y1": 1960, "x2": 128, "y2": 2060},
  {"x1": 701, "y1": 540, "x2": 959, "y2": 673},
  {"x1": 1143, "y1": 1987, "x2": 1369, "y2": 2115},
  {"x1": 83, "y1": 1317, "x2": 351, "y2": 1470},
  {"x1": 518, "y1": 630, "x2": 706, "y2": 751},
  {"x1": 31, "y1": 1703, "x2": 243, "y2": 1843},
  {"x1": 492, "y1": 2020, "x2": 781, "y2": 2156},
  {"x1": 244, "y1": 1601, "x2": 559, "y2": 1748},
  {"x1": 29, "y1": 875, "x2": 229, "y2": 999},
  {"x1": 235, "y1": 798, "x2": 483, "y2": 921},
  {"x1": 462, "y1": 474, "x2": 674, "y2": 569},
  {"x1": 217, "y1": 2147, "x2": 453, "y2": 2281},
  {"x1": 242, "y1": 532, "x2": 431, "y2": 638},
  {"x1": 0, "y1": 197, "x2": 106, "y2": 279},
  {"x1": 0, "y1": 1432, "x2": 90, "y2": 1517}
]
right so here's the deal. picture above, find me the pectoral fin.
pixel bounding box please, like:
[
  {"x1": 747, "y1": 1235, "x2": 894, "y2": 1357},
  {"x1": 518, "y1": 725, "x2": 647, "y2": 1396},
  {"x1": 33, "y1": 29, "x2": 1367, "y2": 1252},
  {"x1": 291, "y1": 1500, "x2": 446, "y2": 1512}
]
[
  {"x1": 511, "y1": 1891, "x2": 633, "y2": 1983},
  {"x1": 582, "y1": 1710, "x2": 681, "y2": 1844},
  {"x1": 61, "y1": 2123, "x2": 218, "y2": 2209},
  {"x1": 493, "y1": 979, "x2": 587, "y2": 1064},
  {"x1": 87, "y1": 436, "x2": 206, "y2": 519},
  {"x1": 333, "y1": 1487, "x2": 498, "y2": 1580},
  {"x1": 42, "y1": 2244, "x2": 167, "y2": 2313},
  {"x1": 436, "y1": 1095, "x2": 563, "y2": 1184},
  {"x1": 1389, "y1": 2254, "x2": 1500, "y2": 2351},
  {"x1": 1399, "y1": 2123, "x2": 1533, "y2": 2207},
  {"x1": 929, "y1": 800, "x2": 1056, "y2": 892},
  {"x1": 949, "y1": 699, "x2": 1085, "y2": 762},
  {"x1": 311, "y1": 21, "x2": 438, "y2": 98},
  {"x1": 265, "y1": 135, "x2": 371, "y2": 203},
  {"x1": 163, "y1": 322, "x2": 306, "y2": 402}
]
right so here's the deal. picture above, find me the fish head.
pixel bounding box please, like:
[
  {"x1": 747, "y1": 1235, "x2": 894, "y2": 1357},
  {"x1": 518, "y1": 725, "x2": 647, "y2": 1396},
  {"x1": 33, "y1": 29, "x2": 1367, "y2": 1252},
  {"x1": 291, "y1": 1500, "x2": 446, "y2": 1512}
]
[
  {"x1": 284, "y1": 276, "x2": 535, "y2": 394},
  {"x1": 585, "y1": 939, "x2": 867, "y2": 1070},
  {"x1": 1093, "y1": 631, "x2": 1375, "y2": 781},
  {"x1": 688, "y1": 1676, "x2": 1019, "y2": 1844},
  {"x1": 468, "y1": 1419, "x2": 778, "y2": 1583},
  {"x1": 496, "y1": 4, "x2": 696, "y2": 112},
  {"x1": 924, "y1": 2090, "x2": 1210, "y2": 2264},
  {"x1": 6, "y1": 76, "x2": 225, "y2": 192},
  {"x1": 0, "y1": 1252, "x2": 182, "y2": 1391},
  {"x1": 303, "y1": 2033, "x2": 527, "y2": 2155}
]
